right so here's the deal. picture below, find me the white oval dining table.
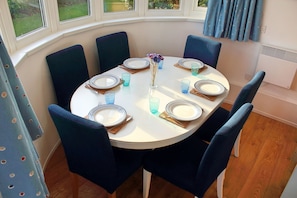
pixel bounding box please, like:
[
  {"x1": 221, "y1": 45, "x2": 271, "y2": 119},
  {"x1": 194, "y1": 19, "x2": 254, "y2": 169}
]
[{"x1": 70, "y1": 56, "x2": 230, "y2": 149}]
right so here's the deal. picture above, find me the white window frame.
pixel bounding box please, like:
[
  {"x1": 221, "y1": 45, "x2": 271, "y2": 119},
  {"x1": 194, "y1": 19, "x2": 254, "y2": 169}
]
[
  {"x1": 0, "y1": 0, "x2": 207, "y2": 54},
  {"x1": 0, "y1": 0, "x2": 53, "y2": 53},
  {"x1": 191, "y1": 0, "x2": 207, "y2": 18},
  {"x1": 0, "y1": 0, "x2": 96, "y2": 53},
  {"x1": 56, "y1": 0, "x2": 97, "y2": 31}
]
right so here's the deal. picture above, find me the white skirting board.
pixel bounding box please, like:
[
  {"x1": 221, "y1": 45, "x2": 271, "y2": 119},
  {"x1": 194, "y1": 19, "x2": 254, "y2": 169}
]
[{"x1": 281, "y1": 165, "x2": 297, "y2": 198}]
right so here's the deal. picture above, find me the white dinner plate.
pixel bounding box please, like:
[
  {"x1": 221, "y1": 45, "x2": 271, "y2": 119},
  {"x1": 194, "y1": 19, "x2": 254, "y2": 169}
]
[
  {"x1": 89, "y1": 74, "x2": 120, "y2": 89},
  {"x1": 194, "y1": 80, "x2": 225, "y2": 96},
  {"x1": 165, "y1": 100, "x2": 202, "y2": 121},
  {"x1": 178, "y1": 58, "x2": 204, "y2": 69},
  {"x1": 123, "y1": 58, "x2": 150, "y2": 69},
  {"x1": 88, "y1": 104, "x2": 127, "y2": 127}
]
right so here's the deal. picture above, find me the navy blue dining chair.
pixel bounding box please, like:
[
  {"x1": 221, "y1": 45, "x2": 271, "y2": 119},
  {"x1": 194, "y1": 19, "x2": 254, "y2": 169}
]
[
  {"x1": 196, "y1": 71, "x2": 265, "y2": 157},
  {"x1": 96, "y1": 31, "x2": 130, "y2": 73},
  {"x1": 48, "y1": 104, "x2": 148, "y2": 198},
  {"x1": 183, "y1": 35, "x2": 222, "y2": 68},
  {"x1": 143, "y1": 103, "x2": 253, "y2": 198},
  {"x1": 46, "y1": 44, "x2": 89, "y2": 111}
]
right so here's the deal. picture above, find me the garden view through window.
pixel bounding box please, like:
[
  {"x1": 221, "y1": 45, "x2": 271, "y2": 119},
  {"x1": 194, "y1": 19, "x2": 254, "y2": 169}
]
[
  {"x1": 57, "y1": 0, "x2": 89, "y2": 21},
  {"x1": 104, "y1": 0, "x2": 134, "y2": 12},
  {"x1": 148, "y1": 0, "x2": 180, "y2": 10},
  {"x1": 198, "y1": 0, "x2": 208, "y2": 7},
  {"x1": 8, "y1": 0, "x2": 45, "y2": 37},
  {"x1": 7, "y1": 0, "x2": 207, "y2": 39},
  {"x1": 103, "y1": 0, "x2": 182, "y2": 12}
]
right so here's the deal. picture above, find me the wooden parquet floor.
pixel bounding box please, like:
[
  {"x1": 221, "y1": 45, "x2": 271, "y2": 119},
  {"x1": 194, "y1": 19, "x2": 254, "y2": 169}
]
[{"x1": 44, "y1": 104, "x2": 297, "y2": 198}]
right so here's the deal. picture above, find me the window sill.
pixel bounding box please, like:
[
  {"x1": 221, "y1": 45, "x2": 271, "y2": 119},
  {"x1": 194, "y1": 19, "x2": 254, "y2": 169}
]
[{"x1": 10, "y1": 16, "x2": 204, "y2": 67}]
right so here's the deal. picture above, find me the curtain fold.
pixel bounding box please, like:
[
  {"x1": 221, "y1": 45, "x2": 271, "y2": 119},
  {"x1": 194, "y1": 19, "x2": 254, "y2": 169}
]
[
  {"x1": 203, "y1": 0, "x2": 263, "y2": 42},
  {"x1": 0, "y1": 36, "x2": 49, "y2": 197}
]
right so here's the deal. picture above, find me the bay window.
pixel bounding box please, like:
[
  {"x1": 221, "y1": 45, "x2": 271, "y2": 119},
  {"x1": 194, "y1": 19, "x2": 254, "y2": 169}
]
[{"x1": 2, "y1": 0, "x2": 207, "y2": 54}]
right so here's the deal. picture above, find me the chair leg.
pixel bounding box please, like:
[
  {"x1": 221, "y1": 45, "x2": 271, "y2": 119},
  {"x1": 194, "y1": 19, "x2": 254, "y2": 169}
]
[
  {"x1": 234, "y1": 129, "x2": 242, "y2": 157},
  {"x1": 107, "y1": 192, "x2": 116, "y2": 198},
  {"x1": 70, "y1": 172, "x2": 79, "y2": 198},
  {"x1": 143, "y1": 169, "x2": 152, "y2": 198},
  {"x1": 217, "y1": 169, "x2": 226, "y2": 198}
]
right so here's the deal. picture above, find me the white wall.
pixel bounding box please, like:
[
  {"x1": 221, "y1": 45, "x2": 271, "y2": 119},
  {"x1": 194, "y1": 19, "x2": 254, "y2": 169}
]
[
  {"x1": 11, "y1": 0, "x2": 297, "y2": 168},
  {"x1": 261, "y1": 0, "x2": 297, "y2": 51}
]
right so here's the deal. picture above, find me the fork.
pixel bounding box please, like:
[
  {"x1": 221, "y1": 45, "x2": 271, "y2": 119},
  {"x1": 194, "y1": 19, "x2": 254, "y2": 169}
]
[
  {"x1": 161, "y1": 113, "x2": 185, "y2": 128},
  {"x1": 108, "y1": 115, "x2": 133, "y2": 133}
]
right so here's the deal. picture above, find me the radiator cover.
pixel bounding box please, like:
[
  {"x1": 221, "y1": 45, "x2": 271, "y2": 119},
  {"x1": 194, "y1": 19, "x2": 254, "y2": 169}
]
[{"x1": 256, "y1": 45, "x2": 297, "y2": 89}]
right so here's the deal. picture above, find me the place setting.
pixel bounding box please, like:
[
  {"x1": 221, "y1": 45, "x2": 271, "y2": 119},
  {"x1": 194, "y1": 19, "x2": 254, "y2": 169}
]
[
  {"x1": 85, "y1": 74, "x2": 123, "y2": 94},
  {"x1": 83, "y1": 72, "x2": 134, "y2": 134},
  {"x1": 190, "y1": 79, "x2": 225, "y2": 101},
  {"x1": 174, "y1": 58, "x2": 208, "y2": 74},
  {"x1": 85, "y1": 86, "x2": 132, "y2": 134},
  {"x1": 119, "y1": 57, "x2": 150, "y2": 74},
  {"x1": 87, "y1": 102, "x2": 133, "y2": 134},
  {"x1": 159, "y1": 99, "x2": 203, "y2": 128}
]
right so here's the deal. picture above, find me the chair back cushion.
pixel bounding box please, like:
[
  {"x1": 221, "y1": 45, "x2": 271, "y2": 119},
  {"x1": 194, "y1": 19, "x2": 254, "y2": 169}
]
[
  {"x1": 46, "y1": 45, "x2": 89, "y2": 110},
  {"x1": 183, "y1": 35, "x2": 221, "y2": 68},
  {"x1": 96, "y1": 31, "x2": 130, "y2": 73},
  {"x1": 230, "y1": 71, "x2": 265, "y2": 116},
  {"x1": 195, "y1": 103, "x2": 253, "y2": 195},
  {"x1": 48, "y1": 104, "x2": 118, "y2": 186}
]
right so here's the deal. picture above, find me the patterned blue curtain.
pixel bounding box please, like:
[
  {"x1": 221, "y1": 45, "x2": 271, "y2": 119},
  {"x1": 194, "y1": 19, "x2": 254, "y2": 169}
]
[
  {"x1": 0, "y1": 36, "x2": 49, "y2": 197},
  {"x1": 203, "y1": 0, "x2": 263, "y2": 42}
]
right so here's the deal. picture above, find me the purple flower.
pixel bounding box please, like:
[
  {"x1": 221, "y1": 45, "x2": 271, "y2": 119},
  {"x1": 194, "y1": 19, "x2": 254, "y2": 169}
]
[{"x1": 147, "y1": 53, "x2": 164, "y2": 63}]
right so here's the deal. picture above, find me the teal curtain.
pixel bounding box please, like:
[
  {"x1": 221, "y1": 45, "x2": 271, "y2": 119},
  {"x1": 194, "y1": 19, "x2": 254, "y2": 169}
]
[
  {"x1": 0, "y1": 36, "x2": 49, "y2": 197},
  {"x1": 203, "y1": 0, "x2": 263, "y2": 42}
]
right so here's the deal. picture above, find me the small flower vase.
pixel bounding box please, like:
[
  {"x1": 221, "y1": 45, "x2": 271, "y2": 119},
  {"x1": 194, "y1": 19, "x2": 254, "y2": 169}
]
[
  {"x1": 147, "y1": 53, "x2": 164, "y2": 89},
  {"x1": 150, "y1": 60, "x2": 158, "y2": 88}
]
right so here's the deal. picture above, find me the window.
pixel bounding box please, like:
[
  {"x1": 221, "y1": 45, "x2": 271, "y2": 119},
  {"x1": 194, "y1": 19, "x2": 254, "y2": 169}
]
[
  {"x1": 193, "y1": 0, "x2": 208, "y2": 18},
  {"x1": 8, "y1": 0, "x2": 45, "y2": 37},
  {"x1": 57, "y1": 0, "x2": 90, "y2": 21},
  {"x1": 103, "y1": 0, "x2": 135, "y2": 13},
  {"x1": 3, "y1": 1, "x2": 208, "y2": 54},
  {"x1": 148, "y1": 0, "x2": 180, "y2": 10}
]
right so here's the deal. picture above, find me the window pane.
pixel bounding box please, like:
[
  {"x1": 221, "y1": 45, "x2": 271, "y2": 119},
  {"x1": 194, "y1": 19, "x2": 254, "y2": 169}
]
[
  {"x1": 58, "y1": 0, "x2": 89, "y2": 21},
  {"x1": 104, "y1": 0, "x2": 135, "y2": 13},
  {"x1": 8, "y1": 0, "x2": 45, "y2": 37},
  {"x1": 198, "y1": 0, "x2": 208, "y2": 7},
  {"x1": 148, "y1": 0, "x2": 180, "y2": 10}
]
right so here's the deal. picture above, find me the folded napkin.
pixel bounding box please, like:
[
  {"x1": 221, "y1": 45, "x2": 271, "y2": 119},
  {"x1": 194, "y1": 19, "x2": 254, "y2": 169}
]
[
  {"x1": 159, "y1": 112, "x2": 190, "y2": 128},
  {"x1": 107, "y1": 115, "x2": 133, "y2": 134},
  {"x1": 119, "y1": 65, "x2": 149, "y2": 74},
  {"x1": 190, "y1": 88, "x2": 216, "y2": 101},
  {"x1": 85, "y1": 79, "x2": 124, "y2": 94},
  {"x1": 174, "y1": 63, "x2": 208, "y2": 73}
]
